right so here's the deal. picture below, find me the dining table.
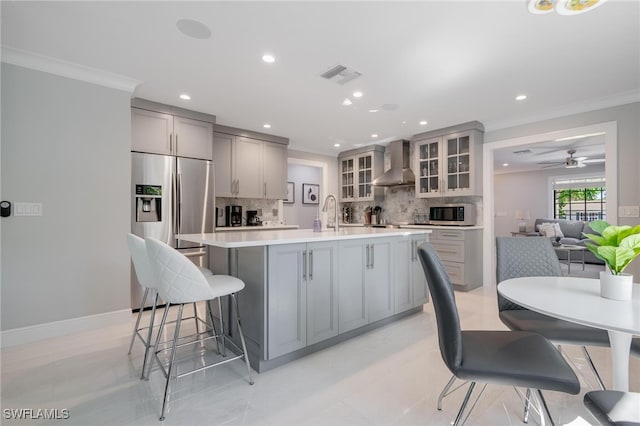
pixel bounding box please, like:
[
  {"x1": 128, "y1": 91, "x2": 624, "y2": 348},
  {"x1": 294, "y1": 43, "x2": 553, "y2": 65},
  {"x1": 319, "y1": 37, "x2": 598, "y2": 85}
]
[{"x1": 498, "y1": 276, "x2": 639, "y2": 391}]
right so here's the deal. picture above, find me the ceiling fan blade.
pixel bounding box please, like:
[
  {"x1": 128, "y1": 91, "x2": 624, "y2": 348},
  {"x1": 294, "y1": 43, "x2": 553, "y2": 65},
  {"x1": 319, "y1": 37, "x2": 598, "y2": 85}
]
[
  {"x1": 541, "y1": 163, "x2": 562, "y2": 169},
  {"x1": 582, "y1": 158, "x2": 605, "y2": 163},
  {"x1": 574, "y1": 156, "x2": 588, "y2": 161},
  {"x1": 537, "y1": 161, "x2": 564, "y2": 165}
]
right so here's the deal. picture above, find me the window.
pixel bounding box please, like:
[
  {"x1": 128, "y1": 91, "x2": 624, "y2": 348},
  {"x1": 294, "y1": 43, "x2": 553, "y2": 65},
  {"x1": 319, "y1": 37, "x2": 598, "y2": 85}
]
[{"x1": 552, "y1": 176, "x2": 606, "y2": 221}]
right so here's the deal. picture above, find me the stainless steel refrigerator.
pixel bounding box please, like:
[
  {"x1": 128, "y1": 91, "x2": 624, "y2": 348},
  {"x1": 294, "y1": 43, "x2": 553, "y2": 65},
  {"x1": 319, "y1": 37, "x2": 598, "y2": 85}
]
[{"x1": 131, "y1": 152, "x2": 214, "y2": 310}]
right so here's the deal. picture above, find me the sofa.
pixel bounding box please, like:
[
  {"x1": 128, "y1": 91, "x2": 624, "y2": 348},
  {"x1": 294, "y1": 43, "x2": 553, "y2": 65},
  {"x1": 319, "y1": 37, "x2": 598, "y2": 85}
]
[{"x1": 528, "y1": 218, "x2": 604, "y2": 265}]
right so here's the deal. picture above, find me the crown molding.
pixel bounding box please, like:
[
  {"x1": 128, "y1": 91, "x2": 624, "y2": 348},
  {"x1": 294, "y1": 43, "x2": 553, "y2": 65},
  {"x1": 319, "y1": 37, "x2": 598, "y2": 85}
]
[{"x1": 1, "y1": 46, "x2": 141, "y2": 93}]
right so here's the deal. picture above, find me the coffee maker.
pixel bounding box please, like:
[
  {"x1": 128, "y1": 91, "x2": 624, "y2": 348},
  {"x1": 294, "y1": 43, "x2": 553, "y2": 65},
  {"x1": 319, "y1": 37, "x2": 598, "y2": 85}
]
[
  {"x1": 246, "y1": 210, "x2": 262, "y2": 226},
  {"x1": 225, "y1": 205, "x2": 242, "y2": 227}
]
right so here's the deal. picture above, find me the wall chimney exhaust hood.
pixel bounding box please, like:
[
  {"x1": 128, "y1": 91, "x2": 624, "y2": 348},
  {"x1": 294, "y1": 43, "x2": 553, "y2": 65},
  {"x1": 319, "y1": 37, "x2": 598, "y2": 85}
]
[{"x1": 372, "y1": 140, "x2": 415, "y2": 187}]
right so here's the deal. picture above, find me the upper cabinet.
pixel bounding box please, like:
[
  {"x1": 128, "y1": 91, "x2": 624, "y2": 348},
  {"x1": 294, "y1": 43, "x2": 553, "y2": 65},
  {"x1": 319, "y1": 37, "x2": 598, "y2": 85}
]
[
  {"x1": 412, "y1": 121, "x2": 484, "y2": 198},
  {"x1": 130, "y1": 99, "x2": 215, "y2": 160},
  {"x1": 338, "y1": 145, "x2": 385, "y2": 202},
  {"x1": 213, "y1": 125, "x2": 288, "y2": 199}
]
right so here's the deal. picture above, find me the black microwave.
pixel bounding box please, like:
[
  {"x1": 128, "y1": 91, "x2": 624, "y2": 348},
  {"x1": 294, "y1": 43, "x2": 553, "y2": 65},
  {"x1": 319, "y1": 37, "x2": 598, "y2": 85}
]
[{"x1": 429, "y1": 204, "x2": 475, "y2": 226}]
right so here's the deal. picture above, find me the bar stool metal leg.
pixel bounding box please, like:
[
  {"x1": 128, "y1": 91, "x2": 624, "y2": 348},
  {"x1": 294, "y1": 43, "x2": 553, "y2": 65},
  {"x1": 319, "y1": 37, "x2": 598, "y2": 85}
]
[
  {"x1": 193, "y1": 302, "x2": 201, "y2": 337},
  {"x1": 148, "y1": 303, "x2": 172, "y2": 381},
  {"x1": 160, "y1": 304, "x2": 184, "y2": 422},
  {"x1": 140, "y1": 291, "x2": 159, "y2": 380},
  {"x1": 523, "y1": 388, "x2": 532, "y2": 423},
  {"x1": 437, "y1": 375, "x2": 457, "y2": 410},
  {"x1": 231, "y1": 293, "x2": 254, "y2": 385},
  {"x1": 218, "y1": 297, "x2": 226, "y2": 357},
  {"x1": 129, "y1": 287, "x2": 149, "y2": 355}
]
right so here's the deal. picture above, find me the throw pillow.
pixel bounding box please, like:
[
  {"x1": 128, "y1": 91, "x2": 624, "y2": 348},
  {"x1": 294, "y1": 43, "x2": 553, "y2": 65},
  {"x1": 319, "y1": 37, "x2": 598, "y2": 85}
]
[{"x1": 538, "y1": 222, "x2": 564, "y2": 238}]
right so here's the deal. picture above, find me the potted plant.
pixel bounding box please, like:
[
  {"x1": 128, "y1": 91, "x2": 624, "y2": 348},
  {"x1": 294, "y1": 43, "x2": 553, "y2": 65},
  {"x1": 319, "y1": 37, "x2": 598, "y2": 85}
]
[{"x1": 583, "y1": 220, "x2": 640, "y2": 300}]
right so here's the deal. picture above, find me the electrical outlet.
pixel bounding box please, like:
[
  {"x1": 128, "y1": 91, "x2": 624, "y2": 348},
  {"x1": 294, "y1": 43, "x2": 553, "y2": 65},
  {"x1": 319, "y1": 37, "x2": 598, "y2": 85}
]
[
  {"x1": 618, "y1": 206, "x2": 640, "y2": 218},
  {"x1": 14, "y1": 202, "x2": 43, "y2": 216}
]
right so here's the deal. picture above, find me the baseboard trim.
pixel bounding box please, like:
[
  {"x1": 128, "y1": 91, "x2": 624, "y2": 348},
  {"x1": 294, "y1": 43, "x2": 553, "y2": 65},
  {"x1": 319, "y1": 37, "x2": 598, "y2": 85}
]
[{"x1": 0, "y1": 309, "x2": 132, "y2": 348}]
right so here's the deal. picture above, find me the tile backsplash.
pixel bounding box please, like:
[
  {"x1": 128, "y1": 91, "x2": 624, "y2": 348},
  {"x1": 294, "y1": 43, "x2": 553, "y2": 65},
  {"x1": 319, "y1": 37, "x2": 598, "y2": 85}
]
[{"x1": 341, "y1": 187, "x2": 483, "y2": 225}]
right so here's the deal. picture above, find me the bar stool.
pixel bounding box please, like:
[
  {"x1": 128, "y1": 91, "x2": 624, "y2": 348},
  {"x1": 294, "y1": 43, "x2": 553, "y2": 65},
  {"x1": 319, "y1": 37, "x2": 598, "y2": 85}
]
[
  {"x1": 144, "y1": 237, "x2": 253, "y2": 421},
  {"x1": 126, "y1": 234, "x2": 212, "y2": 379},
  {"x1": 584, "y1": 391, "x2": 640, "y2": 425}
]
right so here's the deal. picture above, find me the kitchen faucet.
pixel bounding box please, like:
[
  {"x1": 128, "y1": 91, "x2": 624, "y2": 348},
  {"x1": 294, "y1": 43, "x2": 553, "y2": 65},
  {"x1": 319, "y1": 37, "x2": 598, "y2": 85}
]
[{"x1": 322, "y1": 194, "x2": 339, "y2": 233}]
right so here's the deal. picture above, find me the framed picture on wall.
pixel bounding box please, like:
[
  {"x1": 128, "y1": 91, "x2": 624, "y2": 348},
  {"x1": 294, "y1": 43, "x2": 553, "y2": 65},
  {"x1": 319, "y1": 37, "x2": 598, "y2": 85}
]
[
  {"x1": 302, "y1": 183, "x2": 320, "y2": 204},
  {"x1": 284, "y1": 182, "x2": 295, "y2": 204}
]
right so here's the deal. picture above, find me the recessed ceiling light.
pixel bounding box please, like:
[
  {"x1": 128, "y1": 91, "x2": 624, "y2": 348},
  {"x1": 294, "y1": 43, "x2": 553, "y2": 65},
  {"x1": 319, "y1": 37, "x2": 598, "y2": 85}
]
[
  {"x1": 263, "y1": 124, "x2": 271, "y2": 129},
  {"x1": 502, "y1": 163, "x2": 509, "y2": 167},
  {"x1": 176, "y1": 19, "x2": 211, "y2": 39},
  {"x1": 342, "y1": 98, "x2": 353, "y2": 106},
  {"x1": 371, "y1": 134, "x2": 378, "y2": 138},
  {"x1": 369, "y1": 109, "x2": 379, "y2": 113},
  {"x1": 179, "y1": 94, "x2": 191, "y2": 100},
  {"x1": 353, "y1": 91, "x2": 363, "y2": 98},
  {"x1": 402, "y1": 121, "x2": 407, "y2": 124},
  {"x1": 333, "y1": 143, "x2": 341, "y2": 147},
  {"x1": 262, "y1": 54, "x2": 275, "y2": 63},
  {"x1": 516, "y1": 94, "x2": 527, "y2": 101},
  {"x1": 419, "y1": 120, "x2": 428, "y2": 126}
]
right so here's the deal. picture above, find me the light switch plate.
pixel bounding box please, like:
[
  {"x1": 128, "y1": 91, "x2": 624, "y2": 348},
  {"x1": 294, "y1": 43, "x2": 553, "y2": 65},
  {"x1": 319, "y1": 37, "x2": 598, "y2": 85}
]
[
  {"x1": 618, "y1": 205, "x2": 640, "y2": 218},
  {"x1": 14, "y1": 202, "x2": 43, "y2": 216}
]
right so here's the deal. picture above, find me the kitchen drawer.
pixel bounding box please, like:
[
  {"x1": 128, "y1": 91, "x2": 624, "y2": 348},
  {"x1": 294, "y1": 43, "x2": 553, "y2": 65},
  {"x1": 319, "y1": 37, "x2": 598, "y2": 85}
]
[
  {"x1": 434, "y1": 229, "x2": 465, "y2": 241},
  {"x1": 431, "y1": 240, "x2": 464, "y2": 262},
  {"x1": 442, "y1": 261, "x2": 465, "y2": 285}
]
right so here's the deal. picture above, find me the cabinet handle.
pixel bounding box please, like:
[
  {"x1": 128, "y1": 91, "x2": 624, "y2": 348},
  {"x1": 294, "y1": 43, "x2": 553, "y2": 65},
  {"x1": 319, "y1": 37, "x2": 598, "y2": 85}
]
[
  {"x1": 236, "y1": 180, "x2": 240, "y2": 195},
  {"x1": 303, "y1": 250, "x2": 307, "y2": 280},
  {"x1": 365, "y1": 244, "x2": 370, "y2": 269},
  {"x1": 309, "y1": 250, "x2": 313, "y2": 280},
  {"x1": 370, "y1": 244, "x2": 374, "y2": 268},
  {"x1": 264, "y1": 182, "x2": 267, "y2": 197},
  {"x1": 175, "y1": 133, "x2": 179, "y2": 154},
  {"x1": 169, "y1": 133, "x2": 173, "y2": 153}
]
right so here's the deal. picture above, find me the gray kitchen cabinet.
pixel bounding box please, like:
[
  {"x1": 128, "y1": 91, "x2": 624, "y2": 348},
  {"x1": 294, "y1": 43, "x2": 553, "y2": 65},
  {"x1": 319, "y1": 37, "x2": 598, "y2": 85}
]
[
  {"x1": 213, "y1": 125, "x2": 288, "y2": 199},
  {"x1": 338, "y1": 236, "x2": 394, "y2": 333},
  {"x1": 394, "y1": 234, "x2": 429, "y2": 313},
  {"x1": 338, "y1": 145, "x2": 385, "y2": 202},
  {"x1": 412, "y1": 121, "x2": 484, "y2": 198},
  {"x1": 429, "y1": 228, "x2": 482, "y2": 291},
  {"x1": 267, "y1": 241, "x2": 338, "y2": 359},
  {"x1": 131, "y1": 105, "x2": 213, "y2": 160}
]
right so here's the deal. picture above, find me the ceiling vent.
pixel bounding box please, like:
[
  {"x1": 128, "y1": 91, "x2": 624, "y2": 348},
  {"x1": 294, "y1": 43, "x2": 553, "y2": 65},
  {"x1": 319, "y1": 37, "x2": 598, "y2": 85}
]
[
  {"x1": 513, "y1": 149, "x2": 533, "y2": 155},
  {"x1": 320, "y1": 64, "x2": 362, "y2": 85}
]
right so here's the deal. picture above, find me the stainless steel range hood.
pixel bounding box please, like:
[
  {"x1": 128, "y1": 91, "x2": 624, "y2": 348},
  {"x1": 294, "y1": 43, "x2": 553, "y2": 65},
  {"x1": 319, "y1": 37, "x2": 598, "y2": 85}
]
[{"x1": 372, "y1": 140, "x2": 415, "y2": 187}]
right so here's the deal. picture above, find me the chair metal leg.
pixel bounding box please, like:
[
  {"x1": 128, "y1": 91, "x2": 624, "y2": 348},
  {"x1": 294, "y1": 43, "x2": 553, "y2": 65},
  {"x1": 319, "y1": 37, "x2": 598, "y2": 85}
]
[
  {"x1": 453, "y1": 382, "x2": 476, "y2": 426},
  {"x1": 148, "y1": 303, "x2": 171, "y2": 381},
  {"x1": 140, "y1": 291, "x2": 159, "y2": 380},
  {"x1": 231, "y1": 293, "x2": 254, "y2": 385},
  {"x1": 193, "y1": 302, "x2": 201, "y2": 336},
  {"x1": 438, "y1": 375, "x2": 457, "y2": 410},
  {"x1": 160, "y1": 304, "x2": 184, "y2": 422},
  {"x1": 582, "y1": 346, "x2": 606, "y2": 390},
  {"x1": 129, "y1": 287, "x2": 149, "y2": 354},
  {"x1": 218, "y1": 296, "x2": 226, "y2": 357},
  {"x1": 523, "y1": 388, "x2": 532, "y2": 423},
  {"x1": 206, "y1": 300, "x2": 222, "y2": 355},
  {"x1": 536, "y1": 390, "x2": 555, "y2": 426}
]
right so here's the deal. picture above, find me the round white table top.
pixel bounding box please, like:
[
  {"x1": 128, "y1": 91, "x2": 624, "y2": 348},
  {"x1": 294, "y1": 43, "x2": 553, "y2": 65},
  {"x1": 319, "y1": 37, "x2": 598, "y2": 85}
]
[{"x1": 498, "y1": 276, "x2": 640, "y2": 335}]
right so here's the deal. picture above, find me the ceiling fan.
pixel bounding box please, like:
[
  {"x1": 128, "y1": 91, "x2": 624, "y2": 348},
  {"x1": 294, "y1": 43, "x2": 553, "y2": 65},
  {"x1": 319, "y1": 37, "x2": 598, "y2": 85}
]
[{"x1": 537, "y1": 149, "x2": 605, "y2": 169}]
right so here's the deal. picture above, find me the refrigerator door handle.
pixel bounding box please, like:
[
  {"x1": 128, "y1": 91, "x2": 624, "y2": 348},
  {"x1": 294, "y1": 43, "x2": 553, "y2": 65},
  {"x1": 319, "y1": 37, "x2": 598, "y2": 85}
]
[
  {"x1": 177, "y1": 172, "x2": 183, "y2": 234},
  {"x1": 171, "y1": 172, "x2": 178, "y2": 236}
]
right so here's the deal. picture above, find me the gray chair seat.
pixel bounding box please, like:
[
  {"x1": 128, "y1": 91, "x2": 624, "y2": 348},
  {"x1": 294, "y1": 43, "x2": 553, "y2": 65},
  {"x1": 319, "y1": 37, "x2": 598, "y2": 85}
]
[
  {"x1": 584, "y1": 390, "x2": 640, "y2": 425},
  {"x1": 499, "y1": 310, "x2": 611, "y2": 346},
  {"x1": 459, "y1": 330, "x2": 580, "y2": 394}
]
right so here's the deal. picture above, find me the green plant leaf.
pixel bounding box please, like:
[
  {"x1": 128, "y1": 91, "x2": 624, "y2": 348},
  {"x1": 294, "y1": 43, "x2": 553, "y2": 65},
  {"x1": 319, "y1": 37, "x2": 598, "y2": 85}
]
[
  {"x1": 601, "y1": 226, "x2": 631, "y2": 245},
  {"x1": 596, "y1": 246, "x2": 637, "y2": 275},
  {"x1": 587, "y1": 220, "x2": 610, "y2": 234},
  {"x1": 620, "y1": 234, "x2": 640, "y2": 250},
  {"x1": 583, "y1": 233, "x2": 607, "y2": 246},
  {"x1": 584, "y1": 241, "x2": 605, "y2": 261}
]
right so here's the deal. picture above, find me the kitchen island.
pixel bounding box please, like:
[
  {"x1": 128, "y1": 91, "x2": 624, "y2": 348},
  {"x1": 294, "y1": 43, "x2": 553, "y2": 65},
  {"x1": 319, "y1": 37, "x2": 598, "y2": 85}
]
[{"x1": 179, "y1": 227, "x2": 431, "y2": 372}]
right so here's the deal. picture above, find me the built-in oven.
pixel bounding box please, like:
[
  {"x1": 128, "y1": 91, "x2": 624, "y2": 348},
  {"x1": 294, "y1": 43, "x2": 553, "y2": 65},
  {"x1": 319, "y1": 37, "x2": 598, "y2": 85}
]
[{"x1": 429, "y1": 204, "x2": 475, "y2": 226}]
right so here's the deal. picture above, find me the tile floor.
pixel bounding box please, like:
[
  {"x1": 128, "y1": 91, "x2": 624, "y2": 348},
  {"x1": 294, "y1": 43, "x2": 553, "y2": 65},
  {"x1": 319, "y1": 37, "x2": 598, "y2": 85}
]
[{"x1": 2, "y1": 278, "x2": 637, "y2": 426}]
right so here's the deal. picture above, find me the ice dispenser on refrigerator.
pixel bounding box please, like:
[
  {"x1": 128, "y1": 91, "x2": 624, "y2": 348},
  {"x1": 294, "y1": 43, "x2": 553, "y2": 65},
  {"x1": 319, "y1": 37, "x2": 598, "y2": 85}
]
[{"x1": 135, "y1": 184, "x2": 162, "y2": 222}]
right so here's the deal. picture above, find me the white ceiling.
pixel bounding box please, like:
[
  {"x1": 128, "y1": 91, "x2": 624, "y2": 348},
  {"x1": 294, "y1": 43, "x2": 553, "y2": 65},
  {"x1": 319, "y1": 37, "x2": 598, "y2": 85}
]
[{"x1": 2, "y1": 1, "x2": 639, "y2": 156}]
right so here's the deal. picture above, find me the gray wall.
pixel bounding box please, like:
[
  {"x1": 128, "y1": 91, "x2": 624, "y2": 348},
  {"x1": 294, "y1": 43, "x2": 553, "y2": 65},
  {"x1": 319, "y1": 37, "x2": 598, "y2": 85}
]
[
  {"x1": 1, "y1": 64, "x2": 131, "y2": 330},
  {"x1": 486, "y1": 102, "x2": 640, "y2": 278},
  {"x1": 284, "y1": 164, "x2": 323, "y2": 228},
  {"x1": 494, "y1": 165, "x2": 605, "y2": 237}
]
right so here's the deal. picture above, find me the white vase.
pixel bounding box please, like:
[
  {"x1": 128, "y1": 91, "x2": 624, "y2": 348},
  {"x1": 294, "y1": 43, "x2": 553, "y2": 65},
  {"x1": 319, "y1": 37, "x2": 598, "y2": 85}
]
[{"x1": 599, "y1": 271, "x2": 633, "y2": 301}]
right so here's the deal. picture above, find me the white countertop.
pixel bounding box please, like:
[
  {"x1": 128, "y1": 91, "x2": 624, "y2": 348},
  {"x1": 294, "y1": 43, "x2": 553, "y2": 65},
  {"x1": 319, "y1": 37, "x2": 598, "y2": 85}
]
[
  {"x1": 341, "y1": 223, "x2": 483, "y2": 230},
  {"x1": 215, "y1": 225, "x2": 299, "y2": 232},
  {"x1": 178, "y1": 227, "x2": 431, "y2": 248}
]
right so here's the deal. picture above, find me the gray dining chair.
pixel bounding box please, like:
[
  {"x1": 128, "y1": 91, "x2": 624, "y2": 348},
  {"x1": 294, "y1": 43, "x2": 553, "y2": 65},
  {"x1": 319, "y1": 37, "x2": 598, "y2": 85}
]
[
  {"x1": 584, "y1": 390, "x2": 640, "y2": 425},
  {"x1": 417, "y1": 242, "x2": 580, "y2": 426},
  {"x1": 496, "y1": 236, "x2": 610, "y2": 390}
]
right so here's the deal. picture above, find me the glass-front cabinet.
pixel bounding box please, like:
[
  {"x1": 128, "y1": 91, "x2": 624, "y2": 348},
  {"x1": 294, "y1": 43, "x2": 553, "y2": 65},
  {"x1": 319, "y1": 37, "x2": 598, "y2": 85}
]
[
  {"x1": 338, "y1": 145, "x2": 384, "y2": 202},
  {"x1": 412, "y1": 122, "x2": 483, "y2": 198}
]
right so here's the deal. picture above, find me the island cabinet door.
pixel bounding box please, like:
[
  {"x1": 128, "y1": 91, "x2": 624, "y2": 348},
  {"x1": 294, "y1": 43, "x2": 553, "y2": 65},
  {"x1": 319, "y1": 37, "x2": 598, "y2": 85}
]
[
  {"x1": 394, "y1": 237, "x2": 413, "y2": 313},
  {"x1": 411, "y1": 236, "x2": 430, "y2": 307},
  {"x1": 338, "y1": 240, "x2": 368, "y2": 333},
  {"x1": 267, "y1": 243, "x2": 307, "y2": 359},
  {"x1": 366, "y1": 237, "x2": 394, "y2": 323},
  {"x1": 306, "y1": 241, "x2": 339, "y2": 345}
]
